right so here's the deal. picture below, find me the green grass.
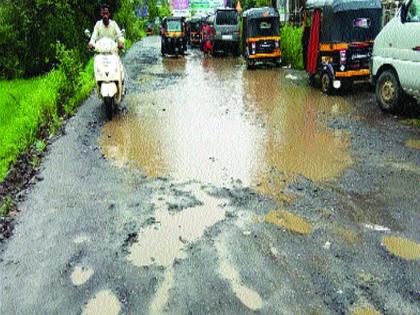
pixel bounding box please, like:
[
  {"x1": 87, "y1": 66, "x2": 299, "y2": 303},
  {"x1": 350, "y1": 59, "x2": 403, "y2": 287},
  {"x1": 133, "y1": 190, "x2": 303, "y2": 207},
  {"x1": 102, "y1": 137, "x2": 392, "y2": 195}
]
[
  {"x1": 0, "y1": 196, "x2": 13, "y2": 217},
  {"x1": 281, "y1": 25, "x2": 304, "y2": 70},
  {"x1": 0, "y1": 61, "x2": 95, "y2": 181}
]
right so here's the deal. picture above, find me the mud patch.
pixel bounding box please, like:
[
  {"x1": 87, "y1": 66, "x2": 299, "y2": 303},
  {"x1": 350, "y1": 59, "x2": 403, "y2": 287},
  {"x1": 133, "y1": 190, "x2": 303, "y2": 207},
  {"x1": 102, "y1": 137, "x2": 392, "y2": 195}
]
[
  {"x1": 405, "y1": 139, "x2": 420, "y2": 150},
  {"x1": 350, "y1": 304, "x2": 382, "y2": 315},
  {"x1": 71, "y1": 265, "x2": 94, "y2": 286},
  {"x1": 382, "y1": 235, "x2": 420, "y2": 260},
  {"x1": 82, "y1": 289, "x2": 121, "y2": 315},
  {"x1": 265, "y1": 210, "x2": 313, "y2": 235},
  {"x1": 215, "y1": 238, "x2": 263, "y2": 310}
]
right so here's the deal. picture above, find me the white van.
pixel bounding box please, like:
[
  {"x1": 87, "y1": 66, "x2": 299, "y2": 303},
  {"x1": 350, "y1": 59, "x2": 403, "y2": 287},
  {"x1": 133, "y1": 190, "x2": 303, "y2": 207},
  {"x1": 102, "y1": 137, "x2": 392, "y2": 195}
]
[{"x1": 371, "y1": 0, "x2": 420, "y2": 112}]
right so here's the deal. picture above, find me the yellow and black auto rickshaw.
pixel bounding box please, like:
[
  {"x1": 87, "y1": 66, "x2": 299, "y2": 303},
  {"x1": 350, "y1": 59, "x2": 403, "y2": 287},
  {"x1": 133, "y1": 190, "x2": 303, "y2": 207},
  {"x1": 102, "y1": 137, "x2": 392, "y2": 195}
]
[
  {"x1": 241, "y1": 7, "x2": 281, "y2": 69},
  {"x1": 304, "y1": 0, "x2": 382, "y2": 94},
  {"x1": 160, "y1": 17, "x2": 187, "y2": 57},
  {"x1": 189, "y1": 17, "x2": 202, "y2": 47}
]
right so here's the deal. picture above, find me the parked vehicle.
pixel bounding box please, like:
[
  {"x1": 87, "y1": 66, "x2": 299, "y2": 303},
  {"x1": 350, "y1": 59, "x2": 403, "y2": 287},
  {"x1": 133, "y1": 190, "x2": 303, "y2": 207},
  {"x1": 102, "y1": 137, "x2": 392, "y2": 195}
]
[
  {"x1": 242, "y1": 7, "x2": 281, "y2": 69},
  {"x1": 304, "y1": 0, "x2": 382, "y2": 94},
  {"x1": 189, "y1": 17, "x2": 202, "y2": 46},
  {"x1": 371, "y1": 0, "x2": 420, "y2": 113},
  {"x1": 85, "y1": 30, "x2": 125, "y2": 120},
  {"x1": 160, "y1": 17, "x2": 187, "y2": 57},
  {"x1": 210, "y1": 8, "x2": 240, "y2": 56}
]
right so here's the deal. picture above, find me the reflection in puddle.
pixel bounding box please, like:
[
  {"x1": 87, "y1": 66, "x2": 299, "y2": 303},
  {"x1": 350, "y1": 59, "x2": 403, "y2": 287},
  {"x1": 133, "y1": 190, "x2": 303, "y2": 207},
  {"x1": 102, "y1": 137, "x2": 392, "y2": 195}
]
[
  {"x1": 382, "y1": 235, "x2": 420, "y2": 260},
  {"x1": 99, "y1": 57, "x2": 352, "y2": 199},
  {"x1": 215, "y1": 237, "x2": 263, "y2": 310},
  {"x1": 82, "y1": 290, "x2": 121, "y2": 315},
  {"x1": 405, "y1": 139, "x2": 420, "y2": 150},
  {"x1": 71, "y1": 265, "x2": 94, "y2": 286},
  {"x1": 351, "y1": 304, "x2": 382, "y2": 315},
  {"x1": 265, "y1": 210, "x2": 313, "y2": 235}
]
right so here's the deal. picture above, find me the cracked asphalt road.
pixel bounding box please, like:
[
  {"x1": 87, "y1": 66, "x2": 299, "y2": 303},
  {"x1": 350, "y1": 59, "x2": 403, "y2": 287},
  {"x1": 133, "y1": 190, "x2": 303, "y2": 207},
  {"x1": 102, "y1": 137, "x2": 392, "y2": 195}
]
[{"x1": 1, "y1": 36, "x2": 420, "y2": 315}]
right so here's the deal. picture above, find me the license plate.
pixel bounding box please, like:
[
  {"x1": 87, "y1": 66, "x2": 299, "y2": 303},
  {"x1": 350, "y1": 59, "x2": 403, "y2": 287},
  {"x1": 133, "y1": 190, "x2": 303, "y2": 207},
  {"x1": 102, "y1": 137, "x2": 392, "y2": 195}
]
[{"x1": 222, "y1": 35, "x2": 232, "y2": 40}]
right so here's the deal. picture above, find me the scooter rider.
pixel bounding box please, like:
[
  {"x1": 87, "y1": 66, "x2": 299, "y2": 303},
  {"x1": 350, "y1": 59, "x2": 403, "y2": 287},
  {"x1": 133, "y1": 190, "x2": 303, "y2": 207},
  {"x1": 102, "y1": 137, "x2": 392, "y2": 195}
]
[{"x1": 88, "y1": 4, "x2": 125, "y2": 50}]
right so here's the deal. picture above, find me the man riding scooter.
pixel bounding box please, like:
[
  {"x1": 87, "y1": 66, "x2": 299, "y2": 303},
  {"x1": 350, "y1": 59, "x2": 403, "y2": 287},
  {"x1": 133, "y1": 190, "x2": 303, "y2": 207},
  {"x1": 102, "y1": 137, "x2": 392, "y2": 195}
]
[
  {"x1": 87, "y1": 4, "x2": 126, "y2": 120},
  {"x1": 88, "y1": 4, "x2": 125, "y2": 51}
]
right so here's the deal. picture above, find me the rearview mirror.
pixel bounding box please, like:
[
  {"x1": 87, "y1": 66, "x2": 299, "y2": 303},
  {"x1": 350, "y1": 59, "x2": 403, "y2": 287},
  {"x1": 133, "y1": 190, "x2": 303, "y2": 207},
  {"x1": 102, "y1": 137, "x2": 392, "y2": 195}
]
[
  {"x1": 121, "y1": 29, "x2": 126, "y2": 37},
  {"x1": 84, "y1": 29, "x2": 91, "y2": 38}
]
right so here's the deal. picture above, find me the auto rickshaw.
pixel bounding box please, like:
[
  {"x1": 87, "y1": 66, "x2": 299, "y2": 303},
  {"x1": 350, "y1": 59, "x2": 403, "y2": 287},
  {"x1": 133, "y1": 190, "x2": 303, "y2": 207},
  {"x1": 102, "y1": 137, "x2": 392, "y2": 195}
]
[
  {"x1": 160, "y1": 17, "x2": 187, "y2": 57},
  {"x1": 241, "y1": 7, "x2": 281, "y2": 69},
  {"x1": 189, "y1": 17, "x2": 202, "y2": 47},
  {"x1": 304, "y1": 0, "x2": 382, "y2": 94}
]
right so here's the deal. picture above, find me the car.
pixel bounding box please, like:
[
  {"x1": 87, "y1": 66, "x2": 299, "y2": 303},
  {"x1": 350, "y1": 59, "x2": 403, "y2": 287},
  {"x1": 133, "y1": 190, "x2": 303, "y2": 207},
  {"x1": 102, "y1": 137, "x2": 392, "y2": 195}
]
[
  {"x1": 371, "y1": 0, "x2": 420, "y2": 113},
  {"x1": 210, "y1": 8, "x2": 240, "y2": 56}
]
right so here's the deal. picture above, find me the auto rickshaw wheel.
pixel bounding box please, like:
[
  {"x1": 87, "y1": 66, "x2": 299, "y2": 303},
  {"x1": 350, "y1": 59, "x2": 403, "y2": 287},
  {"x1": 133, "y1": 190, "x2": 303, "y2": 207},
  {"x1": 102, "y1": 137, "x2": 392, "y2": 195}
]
[
  {"x1": 376, "y1": 69, "x2": 404, "y2": 113},
  {"x1": 320, "y1": 71, "x2": 333, "y2": 95},
  {"x1": 308, "y1": 74, "x2": 316, "y2": 87},
  {"x1": 246, "y1": 59, "x2": 255, "y2": 70}
]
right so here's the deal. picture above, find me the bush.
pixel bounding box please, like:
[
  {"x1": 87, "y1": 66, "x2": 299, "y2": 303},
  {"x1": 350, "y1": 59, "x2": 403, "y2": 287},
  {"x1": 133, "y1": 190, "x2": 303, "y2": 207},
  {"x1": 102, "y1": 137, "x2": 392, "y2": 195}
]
[{"x1": 281, "y1": 24, "x2": 304, "y2": 70}]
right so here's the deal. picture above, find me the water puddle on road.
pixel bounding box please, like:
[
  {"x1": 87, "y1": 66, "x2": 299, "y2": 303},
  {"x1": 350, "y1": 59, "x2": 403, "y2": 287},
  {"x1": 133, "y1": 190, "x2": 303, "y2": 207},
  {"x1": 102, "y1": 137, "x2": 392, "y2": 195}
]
[
  {"x1": 215, "y1": 237, "x2": 263, "y2": 311},
  {"x1": 71, "y1": 265, "x2": 94, "y2": 286},
  {"x1": 382, "y1": 235, "x2": 420, "y2": 260},
  {"x1": 99, "y1": 57, "x2": 353, "y2": 196},
  {"x1": 350, "y1": 304, "x2": 382, "y2": 315},
  {"x1": 264, "y1": 209, "x2": 313, "y2": 235},
  {"x1": 126, "y1": 184, "x2": 226, "y2": 313},
  {"x1": 405, "y1": 139, "x2": 420, "y2": 150},
  {"x1": 82, "y1": 289, "x2": 121, "y2": 315}
]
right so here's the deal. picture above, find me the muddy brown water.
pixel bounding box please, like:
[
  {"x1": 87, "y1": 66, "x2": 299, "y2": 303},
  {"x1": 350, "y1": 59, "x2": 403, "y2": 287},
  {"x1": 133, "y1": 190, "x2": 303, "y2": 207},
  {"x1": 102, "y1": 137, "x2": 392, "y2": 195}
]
[{"x1": 99, "y1": 56, "x2": 353, "y2": 197}]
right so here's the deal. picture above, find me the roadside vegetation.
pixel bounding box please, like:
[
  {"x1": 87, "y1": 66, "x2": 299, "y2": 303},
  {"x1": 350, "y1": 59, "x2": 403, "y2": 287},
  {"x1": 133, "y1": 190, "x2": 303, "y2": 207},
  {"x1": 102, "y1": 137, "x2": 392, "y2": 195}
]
[
  {"x1": 0, "y1": 0, "x2": 169, "y2": 182},
  {"x1": 281, "y1": 24, "x2": 304, "y2": 70}
]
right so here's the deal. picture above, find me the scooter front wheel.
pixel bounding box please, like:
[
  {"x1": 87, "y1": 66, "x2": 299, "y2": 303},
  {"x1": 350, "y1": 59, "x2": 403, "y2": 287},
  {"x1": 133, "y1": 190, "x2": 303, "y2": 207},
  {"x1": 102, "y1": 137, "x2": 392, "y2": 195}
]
[{"x1": 104, "y1": 97, "x2": 114, "y2": 120}]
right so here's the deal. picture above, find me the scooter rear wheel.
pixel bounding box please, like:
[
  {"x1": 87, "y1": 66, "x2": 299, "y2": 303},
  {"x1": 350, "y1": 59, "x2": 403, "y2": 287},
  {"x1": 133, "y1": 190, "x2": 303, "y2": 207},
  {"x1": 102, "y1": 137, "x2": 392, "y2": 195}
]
[{"x1": 104, "y1": 97, "x2": 114, "y2": 120}]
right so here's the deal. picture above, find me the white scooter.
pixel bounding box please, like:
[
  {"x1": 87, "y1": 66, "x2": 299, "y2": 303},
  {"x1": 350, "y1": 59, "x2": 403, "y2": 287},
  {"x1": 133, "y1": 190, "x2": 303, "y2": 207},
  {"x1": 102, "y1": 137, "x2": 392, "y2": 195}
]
[{"x1": 85, "y1": 30, "x2": 126, "y2": 120}]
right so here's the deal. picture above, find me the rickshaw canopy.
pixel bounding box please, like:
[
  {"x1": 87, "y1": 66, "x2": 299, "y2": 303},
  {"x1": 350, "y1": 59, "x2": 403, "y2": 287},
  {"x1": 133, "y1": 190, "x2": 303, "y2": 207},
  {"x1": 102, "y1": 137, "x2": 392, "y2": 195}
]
[
  {"x1": 306, "y1": 0, "x2": 382, "y2": 43},
  {"x1": 306, "y1": 0, "x2": 382, "y2": 12}
]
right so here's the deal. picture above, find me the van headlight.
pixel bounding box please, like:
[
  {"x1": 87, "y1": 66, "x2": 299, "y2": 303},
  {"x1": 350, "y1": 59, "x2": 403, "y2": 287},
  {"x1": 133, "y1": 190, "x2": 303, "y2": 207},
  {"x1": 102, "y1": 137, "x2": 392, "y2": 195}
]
[
  {"x1": 251, "y1": 42, "x2": 256, "y2": 54},
  {"x1": 275, "y1": 40, "x2": 279, "y2": 48}
]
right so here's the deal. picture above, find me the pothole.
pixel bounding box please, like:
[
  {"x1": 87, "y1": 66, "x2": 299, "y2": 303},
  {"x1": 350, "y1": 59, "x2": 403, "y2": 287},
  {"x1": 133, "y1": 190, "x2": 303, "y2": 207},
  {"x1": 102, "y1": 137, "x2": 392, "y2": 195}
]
[
  {"x1": 382, "y1": 235, "x2": 420, "y2": 260},
  {"x1": 82, "y1": 290, "x2": 121, "y2": 315},
  {"x1": 264, "y1": 210, "x2": 313, "y2": 235}
]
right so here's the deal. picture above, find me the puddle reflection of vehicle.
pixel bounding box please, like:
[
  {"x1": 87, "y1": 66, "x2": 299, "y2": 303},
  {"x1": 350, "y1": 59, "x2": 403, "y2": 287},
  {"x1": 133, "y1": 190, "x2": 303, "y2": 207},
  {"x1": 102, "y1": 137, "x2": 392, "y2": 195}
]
[
  {"x1": 162, "y1": 57, "x2": 186, "y2": 73},
  {"x1": 304, "y1": 0, "x2": 382, "y2": 94},
  {"x1": 160, "y1": 17, "x2": 187, "y2": 58}
]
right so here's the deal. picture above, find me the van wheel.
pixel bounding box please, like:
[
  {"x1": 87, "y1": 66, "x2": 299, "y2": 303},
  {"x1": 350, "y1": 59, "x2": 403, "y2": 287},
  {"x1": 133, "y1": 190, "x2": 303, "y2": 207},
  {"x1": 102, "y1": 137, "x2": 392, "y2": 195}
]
[
  {"x1": 104, "y1": 97, "x2": 114, "y2": 120},
  {"x1": 320, "y1": 71, "x2": 333, "y2": 95},
  {"x1": 376, "y1": 70, "x2": 404, "y2": 113}
]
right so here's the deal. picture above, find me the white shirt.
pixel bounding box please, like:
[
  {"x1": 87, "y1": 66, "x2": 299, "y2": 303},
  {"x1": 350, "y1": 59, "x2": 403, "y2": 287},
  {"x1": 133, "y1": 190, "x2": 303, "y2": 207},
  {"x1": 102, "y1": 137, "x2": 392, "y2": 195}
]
[{"x1": 89, "y1": 19, "x2": 124, "y2": 46}]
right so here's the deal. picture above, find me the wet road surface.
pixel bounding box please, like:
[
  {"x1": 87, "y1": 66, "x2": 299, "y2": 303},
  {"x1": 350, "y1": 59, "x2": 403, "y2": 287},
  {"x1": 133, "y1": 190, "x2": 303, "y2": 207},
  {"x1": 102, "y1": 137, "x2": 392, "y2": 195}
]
[{"x1": 1, "y1": 36, "x2": 420, "y2": 314}]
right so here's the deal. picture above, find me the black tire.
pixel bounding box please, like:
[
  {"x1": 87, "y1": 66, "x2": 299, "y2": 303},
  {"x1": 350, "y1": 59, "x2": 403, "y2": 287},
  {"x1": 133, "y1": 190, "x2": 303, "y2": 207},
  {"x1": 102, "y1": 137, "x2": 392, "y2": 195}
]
[
  {"x1": 308, "y1": 73, "x2": 316, "y2": 87},
  {"x1": 376, "y1": 69, "x2": 405, "y2": 113},
  {"x1": 246, "y1": 59, "x2": 255, "y2": 70},
  {"x1": 233, "y1": 44, "x2": 240, "y2": 57},
  {"x1": 275, "y1": 58, "x2": 282, "y2": 68},
  {"x1": 320, "y1": 71, "x2": 333, "y2": 95},
  {"x1": 104, "y1": 97, "x2": 114, "y2": 120}
]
